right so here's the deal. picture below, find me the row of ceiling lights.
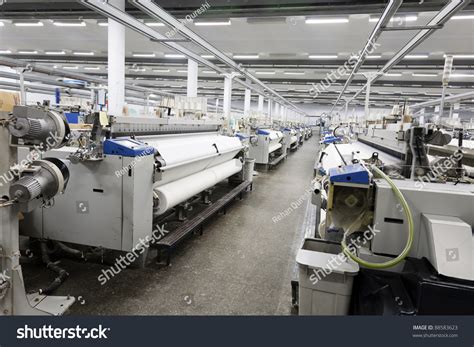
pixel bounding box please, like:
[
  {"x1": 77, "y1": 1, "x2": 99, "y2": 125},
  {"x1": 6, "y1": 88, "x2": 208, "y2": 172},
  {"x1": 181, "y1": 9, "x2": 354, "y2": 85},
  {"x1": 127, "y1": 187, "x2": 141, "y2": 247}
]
[
  {"x1": 1, "y1": 48, "x2": 473, "y2": 60},
  {"x1": 1, "y1": 13, "x2": 473, "y2": 27}
]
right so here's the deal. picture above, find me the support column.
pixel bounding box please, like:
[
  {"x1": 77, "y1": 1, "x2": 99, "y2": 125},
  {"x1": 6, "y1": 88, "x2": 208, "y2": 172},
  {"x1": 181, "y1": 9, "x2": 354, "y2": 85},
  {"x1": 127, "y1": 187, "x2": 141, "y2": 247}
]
[
  {"x1": 108, "y1": 0, "x2": 125, "y2": 116},
  {"x1": 453, "y1": 102, "x2": 460, "y2": 119},
  {"x1": 187, "y1": 59, "x2": 198, "y2": 98},
  {"x1": 244, "y1": 83, "x2": 251, "y2": 118},
  {"x1": 223, "y1": 76, "x2": 232, "y2": 120},
  {"x1": 258, "y1": 95, "x2": 264, "y2": 113},
  {"x1": 267, "y1": 99, "x2": 272, "y2": 124}
]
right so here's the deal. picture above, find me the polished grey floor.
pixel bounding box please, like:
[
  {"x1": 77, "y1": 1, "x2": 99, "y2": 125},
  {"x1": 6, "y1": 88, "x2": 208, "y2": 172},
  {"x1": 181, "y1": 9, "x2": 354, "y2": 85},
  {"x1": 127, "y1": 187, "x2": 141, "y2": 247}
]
[{"x1": 25, "y1": 137, "x2": 318, "y2": 315}]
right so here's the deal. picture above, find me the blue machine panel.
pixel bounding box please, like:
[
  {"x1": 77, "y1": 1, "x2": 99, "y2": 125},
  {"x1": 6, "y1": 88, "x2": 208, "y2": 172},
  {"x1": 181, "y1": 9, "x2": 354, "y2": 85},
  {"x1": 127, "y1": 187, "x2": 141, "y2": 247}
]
[
  {"x1": 321, "y1": 135, "x2": 342, "y2": 144},
  {"x1": 257, "y1": 129, "x2": 270, "y2": 135},
  {"x1": 65, "y1": 112, "x2": 80, "y2": 124},
  {"x1": 103, "y1": 138, "x2": 155, "y2": 157},
  {"x1": 329, "y1": 164, "x2": 370, "y2": 185}
]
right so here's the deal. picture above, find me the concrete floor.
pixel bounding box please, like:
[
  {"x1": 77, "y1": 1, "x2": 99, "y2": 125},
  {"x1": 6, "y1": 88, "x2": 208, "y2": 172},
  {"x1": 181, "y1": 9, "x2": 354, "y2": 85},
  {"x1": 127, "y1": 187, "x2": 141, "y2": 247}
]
[{"x1": 24, "y1": 137, "x2": 318, "y2": 315}]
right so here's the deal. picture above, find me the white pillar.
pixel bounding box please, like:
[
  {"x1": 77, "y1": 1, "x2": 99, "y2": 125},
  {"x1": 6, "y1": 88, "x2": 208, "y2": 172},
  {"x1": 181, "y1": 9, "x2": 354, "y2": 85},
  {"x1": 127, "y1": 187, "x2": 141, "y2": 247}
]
[
  {"x1": 244, "y1": 86, "x2": 251, "y2": 117},
  {"x1": 108, "y1": 0, "x2": 125, "y2": 116},
  {"x1": 258, "y1": 95, "x2": 264, "y2": 113},
  {"x1": 223, "y1": 76, "x2": 232, "y2": 119},
  {"x1": 453, "y1": 103, "x2": 460, "y2": 119},
  {"x1": 187, "y1": 59, "x2": 198, "y2": 98}
]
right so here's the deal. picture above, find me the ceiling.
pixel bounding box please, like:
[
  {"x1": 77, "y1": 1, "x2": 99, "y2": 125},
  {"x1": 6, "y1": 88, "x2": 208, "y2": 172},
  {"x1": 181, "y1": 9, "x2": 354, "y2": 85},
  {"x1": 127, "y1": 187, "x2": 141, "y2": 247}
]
[{"x1": 0, "y1": 0, "x2": 473, "y2": 112}]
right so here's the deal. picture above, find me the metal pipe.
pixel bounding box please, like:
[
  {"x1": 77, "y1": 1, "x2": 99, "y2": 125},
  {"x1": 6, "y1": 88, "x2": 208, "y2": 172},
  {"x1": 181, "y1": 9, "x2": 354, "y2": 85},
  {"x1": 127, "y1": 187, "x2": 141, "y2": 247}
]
[
  {"x1": 79, "y1": 0, "x2": 303, "y2": 115},
  {"x1": 330, "y1": 0, "x2": 402, "y2": 113},
  {"x1": 131, "y1": 0, "x2": 304, "y2": 114},
  {"x1": 0, "y1": 55, "x2": 173, "y2": 97},
  {"x1": 411, "y1": 90, "x2": 474, "y2": 110},
  {"x1": 345, "y1": 0, "x2": 468, "y2": 107}
]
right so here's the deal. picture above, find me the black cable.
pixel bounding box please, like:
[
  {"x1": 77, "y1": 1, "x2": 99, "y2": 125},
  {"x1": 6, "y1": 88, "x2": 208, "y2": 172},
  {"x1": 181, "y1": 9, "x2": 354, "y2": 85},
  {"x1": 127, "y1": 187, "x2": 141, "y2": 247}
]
[
  {"x1": 334, "y1": 144, "x2": 348, "y2": 166},
  {"x1": 38, "y1": 241, "x2": 69, "y2": 295}
]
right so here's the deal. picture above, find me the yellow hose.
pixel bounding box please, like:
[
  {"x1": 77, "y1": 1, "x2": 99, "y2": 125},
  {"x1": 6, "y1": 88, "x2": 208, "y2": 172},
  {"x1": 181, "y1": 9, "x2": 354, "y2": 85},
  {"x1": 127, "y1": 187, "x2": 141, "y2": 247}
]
[{"x1": 341, "y1": 165, "x2": 414, "y2": 269}]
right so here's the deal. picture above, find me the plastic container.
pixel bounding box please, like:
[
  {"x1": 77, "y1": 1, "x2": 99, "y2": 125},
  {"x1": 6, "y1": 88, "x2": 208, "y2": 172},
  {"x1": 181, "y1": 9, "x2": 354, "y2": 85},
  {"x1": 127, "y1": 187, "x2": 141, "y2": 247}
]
[
  {"x1": 243, "y1": 158, "x2": 256, "y2": 182},
  {"x1": 296, "y1": 238, "x2": 359, "y2": 315}
]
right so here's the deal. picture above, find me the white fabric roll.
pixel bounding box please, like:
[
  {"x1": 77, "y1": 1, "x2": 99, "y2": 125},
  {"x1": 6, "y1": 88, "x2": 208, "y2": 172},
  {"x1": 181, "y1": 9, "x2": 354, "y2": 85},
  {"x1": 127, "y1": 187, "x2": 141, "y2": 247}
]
[
  {"x1": 153, "y1": 159, "x2": 242, "y2": 215},
  {"x1": 269, "y1": 142, "x2": 282, "y2": 154}
]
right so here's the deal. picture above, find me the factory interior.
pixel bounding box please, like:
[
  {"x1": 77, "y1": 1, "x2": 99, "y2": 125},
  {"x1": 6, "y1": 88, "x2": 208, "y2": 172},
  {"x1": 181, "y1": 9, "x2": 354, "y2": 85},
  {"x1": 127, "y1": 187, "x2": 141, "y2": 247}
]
[{"x1": 0, "y1": 0, "x2": 473, "y2": 317}]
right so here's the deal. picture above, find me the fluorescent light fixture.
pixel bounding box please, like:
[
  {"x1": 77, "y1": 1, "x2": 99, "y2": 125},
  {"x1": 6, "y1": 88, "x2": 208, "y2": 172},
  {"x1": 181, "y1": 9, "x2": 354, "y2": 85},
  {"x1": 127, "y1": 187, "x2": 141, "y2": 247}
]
[
  {"x1": 305, "y1": 17, "x2": 349, "y2": 24},
  {"x1": 152, "y1": 69, "x2": 170, "y2": 73},
  {"x1": 449, "y1": 54, "x2": 474, "y2": 59},
  {"x1": 370, "y1": 15, "x2": 417, "y2": 22},
  {"x1": 97, "y1": 21, "x2": 108, "y2": 27},
  {"x1": 145, "y1": 22, "x2": 165, "y2": 27},
  {"x1": 177, "y1": 70, "x2": 188, "y2": 73},
  {"x1": 412, "y1": 73, "x2": 438, "y2": 77},
  {"x1": 255, "y1": 71, "x2": 276, "y2": 75},
  {"x1": 45, "y1": 50, "x2": 66, "y2": 55},
  {"x1": 450, "y1": 73, "x2": 474, "y2": 78},
  {"x1": 284, "y1": 71, "x2": 305, "y2": 75},
  {"x1": 132, "y1": 52, "x2": 156, "y2": 57},
  {"x1": 194, "y1": 20, "x2": 231, "y2": 26},
  {"x1": 14, "y1": 21, "x2": 43, "y2": 27},
  {"x1": 164, "y1": 53, "x2": 186, "y2": 58},
  {"x1": 130, "y1": 67, "x2": 146, "y2": 72},
  {"x1": 202, "y1": 70, "x2": 217, "y2": 74},
  {"x1": 401, "y1": 92, "x2": 418, "y2": 95},
  {"x1": 452, "y1": 15, "x2": 474, "y2": 20},
  {"x1": 73, "y1": 51, "x2": 94, "y2": 56},
  {"x1": 200, "y1": 54, "x2": 215, "y2": 59},
  {"x1": 384, "y1": 73, "x2": 402, "y2": 77},
  {"x1": 366, "y1": 55, "x2": 382, "y2": 59},
  {"x1": 233, "y1": 54, "x2": 259, "y2": 59},
  {"x1": 0, "y1": 50, "x2": 12, "y2": 54},
  {"x1": 84, "y1": 66, "x2": 100, "y2": 70},
  {"x1": 404, "y1": 54, "x2": 429, "y2": 59},
  {"x1": 309, "y1": 54, "x2": 338, "y2": 59},
  {"x1": 53, "y1": 21, "x2": 86, "y2": 27},
  {"x1": 63, "y1": 66, "x2": 79, "y2": 70},
  {"x1": 0, "y1": 22, "x2": 4, "y2": 27},
  {"x1": 18, "y1": 50, "x2": 38, "y2": 54}
]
